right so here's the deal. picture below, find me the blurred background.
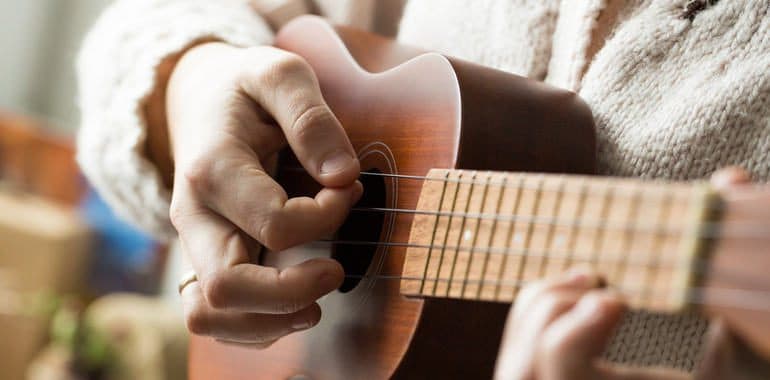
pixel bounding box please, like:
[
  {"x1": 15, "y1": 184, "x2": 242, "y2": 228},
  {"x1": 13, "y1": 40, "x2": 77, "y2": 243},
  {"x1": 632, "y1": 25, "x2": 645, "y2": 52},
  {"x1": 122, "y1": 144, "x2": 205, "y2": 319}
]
[
  {"x1": 0, "y1": 1, "x2": 406, "y2": 379},
  {"x1": 0, "y1": 0, "x2": 108, "y2": 133},
  {"x1": 0, "y1": 1, "x2": 184, "y2": 379}
]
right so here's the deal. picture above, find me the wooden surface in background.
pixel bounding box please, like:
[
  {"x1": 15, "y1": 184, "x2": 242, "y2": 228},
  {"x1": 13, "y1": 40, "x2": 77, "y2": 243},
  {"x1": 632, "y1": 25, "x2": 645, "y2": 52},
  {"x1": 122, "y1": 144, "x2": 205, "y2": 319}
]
[
  {"x1": 0, "y1": 111, "x2": 83, "y2": 205},
  {"x1": 0, "y1": 112, "x2": 86, "y2": 379}
]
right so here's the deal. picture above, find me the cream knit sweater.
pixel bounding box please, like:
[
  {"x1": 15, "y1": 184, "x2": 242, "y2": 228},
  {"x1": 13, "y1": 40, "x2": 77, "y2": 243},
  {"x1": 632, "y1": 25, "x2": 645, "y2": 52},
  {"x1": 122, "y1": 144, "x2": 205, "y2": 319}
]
[{"x1": 77, "y1": 0, "x2": 770, "y2": 372}]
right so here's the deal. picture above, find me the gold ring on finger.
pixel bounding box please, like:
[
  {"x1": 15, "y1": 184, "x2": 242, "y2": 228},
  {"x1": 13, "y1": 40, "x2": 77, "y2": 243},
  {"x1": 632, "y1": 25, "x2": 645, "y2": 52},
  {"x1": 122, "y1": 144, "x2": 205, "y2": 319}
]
[{"x1": 178, "y1": 271, "x2": 198, "y2": 295}]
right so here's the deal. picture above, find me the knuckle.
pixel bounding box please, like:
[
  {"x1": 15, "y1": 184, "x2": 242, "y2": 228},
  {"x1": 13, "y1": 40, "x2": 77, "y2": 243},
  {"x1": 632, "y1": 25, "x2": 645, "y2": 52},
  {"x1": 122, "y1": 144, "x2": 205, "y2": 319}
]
[
  {"x1": 256, "y1": 220, "x2": 278, "y2": 250},
  {"x1": 273, "y1": 52, "x2": 311, "y2": 77},
  {"x1": 181, "y1": 157, "x2": 217, "y2": 195},
  {"x1": 243, "y1": 185, "x2": 288, "y2": 251},
  {"x1": 257, "y1": 218, "x2": 292, "y2": 252},
  {"x1": 168, "y1": 198, "x2": 207, "y2": 233},
  {"x1": 253, "y1": 52, "x2": 310, "y2": 90},
  {"x1": 168, "y1": 201, "x2": 187, "y2": 230},
  {"x1": 583, "y1": 292, "x2": 617, "y2": 315},
  {"x1": 185, "y1": 307, "x2": 210, "y2": 335},
  {"x1": 538, "y1": 293, "x2": 571, "y2": 317},
  {"x1": 291, "y1": 104, "x2": 334, "y2": 140},
  {"x1": 202, "y1": 273, "x2": 231, "y2": 310}
]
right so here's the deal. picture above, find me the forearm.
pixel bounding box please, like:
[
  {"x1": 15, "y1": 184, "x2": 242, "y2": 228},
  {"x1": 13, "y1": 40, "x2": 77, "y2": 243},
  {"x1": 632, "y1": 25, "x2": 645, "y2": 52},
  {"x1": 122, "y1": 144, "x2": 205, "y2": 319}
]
[{"x1": 144, "y1": 39, "x2": 217, "y2": 189}]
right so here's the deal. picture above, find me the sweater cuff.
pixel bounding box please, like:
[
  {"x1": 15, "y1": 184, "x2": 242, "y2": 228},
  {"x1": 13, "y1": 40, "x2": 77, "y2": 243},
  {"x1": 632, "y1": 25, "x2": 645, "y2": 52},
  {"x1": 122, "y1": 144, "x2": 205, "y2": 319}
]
[{"x1": 76, "y1": 0, "x2": 273, "y2": 241}]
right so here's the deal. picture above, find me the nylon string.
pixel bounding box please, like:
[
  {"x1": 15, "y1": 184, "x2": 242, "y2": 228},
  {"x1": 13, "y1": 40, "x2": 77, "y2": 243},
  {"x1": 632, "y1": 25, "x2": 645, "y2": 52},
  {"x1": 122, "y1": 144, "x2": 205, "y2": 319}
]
[
  {"x1": 338, "y1": 274, "x2": 770, "y2": 312},
  {"x1": 280, "y1": 168, "x2": 770, "y2": 312}
]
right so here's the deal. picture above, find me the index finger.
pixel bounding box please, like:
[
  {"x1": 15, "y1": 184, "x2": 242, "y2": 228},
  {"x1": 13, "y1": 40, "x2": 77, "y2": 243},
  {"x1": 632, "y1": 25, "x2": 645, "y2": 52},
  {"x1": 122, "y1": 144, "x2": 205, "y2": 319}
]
[
  {"x1": 171, "y1": 184, "x2": 344, "y2": 314},
  {"x1": 538, "y1": 291, "x2": 626, "y2": 379},
  {"x1": 240, "y1": 47, "x2": 360, "y2": 188}
]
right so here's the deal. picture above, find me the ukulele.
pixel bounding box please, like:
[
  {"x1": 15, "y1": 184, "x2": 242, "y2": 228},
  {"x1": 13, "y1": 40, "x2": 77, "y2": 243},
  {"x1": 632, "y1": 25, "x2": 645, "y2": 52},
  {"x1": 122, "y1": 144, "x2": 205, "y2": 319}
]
[{"x1": 189, "y1": 16, "x2": 770, "y2": 379}]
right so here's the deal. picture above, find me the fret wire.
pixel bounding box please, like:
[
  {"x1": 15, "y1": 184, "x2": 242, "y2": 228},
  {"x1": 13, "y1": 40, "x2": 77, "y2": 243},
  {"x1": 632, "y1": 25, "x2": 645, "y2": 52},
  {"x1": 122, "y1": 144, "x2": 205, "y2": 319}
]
[
  {"x1": 477, "y1": 173, "x2": 506, "y2": 299},
  {"x1": 431, "y1": 171, "x2": 464, "y2": 296},
  {"x1": 461, "y1": 172, "x2": 490, "y2": 297},
  {"x1": 640, "y1": 191, "x2": 673, "y2": 305},
  {"x1": 613, "y1": 186, "x2": 643, "y2": 293},
  {"x1": 343, "y1": 274, "x2": 770, "y2": 313},
  {"x1": 495, "y1": 176, "x2": 525, "y2": 301},
  {"x1": 560, "y1": 179, "x2": 588, "y2": 273},
  {"x1": 419, "y1": 170, "x2": 451, "y2": 295},
  {"x1": 512, "y1": 176, "x2": 544, "y2": 300},
  {"x1": 585, "y1": 184, "x2": 611, "y2": 272},
  {"x1": 536, "y1": 177, "x2": 566, "y2": 278},
  {"x1": 448, "y1": 171, "x2": 478, "y2": 298}
]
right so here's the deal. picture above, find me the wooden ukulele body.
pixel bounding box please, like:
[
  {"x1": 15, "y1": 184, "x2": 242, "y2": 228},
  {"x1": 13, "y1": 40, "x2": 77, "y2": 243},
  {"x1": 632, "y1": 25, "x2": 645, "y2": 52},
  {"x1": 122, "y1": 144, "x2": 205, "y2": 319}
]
[{"x1": 189, "y1": 16, "x2": 596, "y2": 379}]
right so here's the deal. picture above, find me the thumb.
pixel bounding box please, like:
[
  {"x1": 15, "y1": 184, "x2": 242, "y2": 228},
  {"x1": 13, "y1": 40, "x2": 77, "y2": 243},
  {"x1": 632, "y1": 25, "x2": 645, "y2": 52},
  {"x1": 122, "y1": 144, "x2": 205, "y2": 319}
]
[{"x1": 239, "y1": 47, "x2": 360, "y2": 188}]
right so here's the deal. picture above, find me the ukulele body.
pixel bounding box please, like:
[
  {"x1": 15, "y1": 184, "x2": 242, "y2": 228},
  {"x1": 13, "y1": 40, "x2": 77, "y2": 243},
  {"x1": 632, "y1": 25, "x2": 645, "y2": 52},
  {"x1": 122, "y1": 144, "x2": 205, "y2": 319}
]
[{"x1": 189, "y1": 16, "x2": 596, "y2": 380}]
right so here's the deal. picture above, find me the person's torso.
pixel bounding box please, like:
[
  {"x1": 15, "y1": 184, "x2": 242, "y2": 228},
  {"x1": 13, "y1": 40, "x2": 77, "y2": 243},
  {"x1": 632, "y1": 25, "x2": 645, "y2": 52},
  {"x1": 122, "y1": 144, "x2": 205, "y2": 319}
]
[{"x1": 398, "y1": 0, "x2": 770, "y2": 183}]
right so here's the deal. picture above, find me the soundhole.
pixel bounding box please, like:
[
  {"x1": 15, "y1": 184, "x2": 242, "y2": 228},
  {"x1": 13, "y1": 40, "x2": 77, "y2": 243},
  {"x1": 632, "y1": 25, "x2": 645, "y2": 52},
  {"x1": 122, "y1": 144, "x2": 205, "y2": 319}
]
[{"x1": 333, "y1": 169, "x2": 386, "y2": 293}]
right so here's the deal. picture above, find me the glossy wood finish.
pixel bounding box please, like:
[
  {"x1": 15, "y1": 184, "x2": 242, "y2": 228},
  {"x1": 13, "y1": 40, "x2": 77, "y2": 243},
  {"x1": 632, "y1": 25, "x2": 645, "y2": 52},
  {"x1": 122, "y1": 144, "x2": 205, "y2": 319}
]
[{"x1": 190, "y1": 16, "x2": 596, "y2": 379}]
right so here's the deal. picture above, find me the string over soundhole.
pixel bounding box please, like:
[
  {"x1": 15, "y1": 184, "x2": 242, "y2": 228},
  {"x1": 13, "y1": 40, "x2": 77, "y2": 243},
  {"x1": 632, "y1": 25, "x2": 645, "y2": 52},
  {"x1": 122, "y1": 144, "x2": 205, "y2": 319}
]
[{"x1": 333, "y1": 169, "x2": 387, "y2": 292}]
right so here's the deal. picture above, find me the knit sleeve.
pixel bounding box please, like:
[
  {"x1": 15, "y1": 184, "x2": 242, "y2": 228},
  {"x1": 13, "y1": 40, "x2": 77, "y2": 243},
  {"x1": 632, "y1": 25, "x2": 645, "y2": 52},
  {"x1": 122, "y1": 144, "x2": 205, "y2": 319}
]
[{"x1": 76, "y1": 0, "x2": 274, "y2": 241}]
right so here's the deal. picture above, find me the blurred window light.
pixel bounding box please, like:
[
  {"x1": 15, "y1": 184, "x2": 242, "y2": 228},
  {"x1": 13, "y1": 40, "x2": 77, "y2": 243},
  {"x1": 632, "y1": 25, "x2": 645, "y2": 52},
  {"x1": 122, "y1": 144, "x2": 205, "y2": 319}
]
[{"x1": 0, "y1": 0, "x2": 112, "y2": 134}]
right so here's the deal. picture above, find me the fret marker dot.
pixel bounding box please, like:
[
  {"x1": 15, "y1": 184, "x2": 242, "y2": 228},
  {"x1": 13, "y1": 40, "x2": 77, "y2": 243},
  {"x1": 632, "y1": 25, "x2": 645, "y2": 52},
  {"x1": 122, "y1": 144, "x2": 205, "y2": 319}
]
[
  {"x1": 464, "y1": 230, "x2": 473, "y2": 242},
  {"x1": 554, "y1": 235, "x2": 565, "y2": 247},
  {"x1": 512, "y1": 233, "x2": 523, "y2": 244}
]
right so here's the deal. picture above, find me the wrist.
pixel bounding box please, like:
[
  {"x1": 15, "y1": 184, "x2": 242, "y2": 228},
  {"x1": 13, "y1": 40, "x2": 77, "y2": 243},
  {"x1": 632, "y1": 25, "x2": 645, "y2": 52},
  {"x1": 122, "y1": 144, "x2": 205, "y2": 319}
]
[{"x1": 144, "y1": 38, "x2": 221, "y2": 189}]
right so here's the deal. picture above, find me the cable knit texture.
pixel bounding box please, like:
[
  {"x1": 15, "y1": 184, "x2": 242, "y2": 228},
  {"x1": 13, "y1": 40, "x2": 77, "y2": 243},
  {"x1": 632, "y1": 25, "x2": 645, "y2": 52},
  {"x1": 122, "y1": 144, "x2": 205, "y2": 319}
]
[
  {"x1": 581, "y1": 0, "x2": 770, "y2": 181},
  {"x1": 399, "y1": 0, "x2": 561, "y2": 79},
  {"x1": 582, "y1": 3, "x2": 769, "y2": 367},
  {"x1": 77, "y1": 0, "x2": 769, "y2": 372}
]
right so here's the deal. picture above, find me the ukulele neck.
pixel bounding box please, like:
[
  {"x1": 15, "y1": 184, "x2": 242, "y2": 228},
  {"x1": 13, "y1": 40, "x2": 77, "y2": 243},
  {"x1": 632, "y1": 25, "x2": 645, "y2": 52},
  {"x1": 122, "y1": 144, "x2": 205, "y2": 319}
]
[{"x1": 400, "y1": 169, "x2": 719, "y2": 312}]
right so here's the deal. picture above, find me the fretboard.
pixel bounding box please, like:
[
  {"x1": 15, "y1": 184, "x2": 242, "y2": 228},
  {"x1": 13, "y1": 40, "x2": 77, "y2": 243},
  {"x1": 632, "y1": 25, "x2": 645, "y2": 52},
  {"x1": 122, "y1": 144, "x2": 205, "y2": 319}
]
[{"x1": 400, "y1": 169, "x2": 718, "y2": 312}]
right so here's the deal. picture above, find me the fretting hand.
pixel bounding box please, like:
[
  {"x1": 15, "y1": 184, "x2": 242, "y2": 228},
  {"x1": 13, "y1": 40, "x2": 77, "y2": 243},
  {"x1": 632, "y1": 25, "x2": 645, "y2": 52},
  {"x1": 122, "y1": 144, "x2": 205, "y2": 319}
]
[
  {"x1": 494, "y1": 168, "x2": 769, "y2": 380},
  {"x1": 493, "y1": 268, "x2": 691, "y2": 380},
  {"x1": 167, "y1": 42, "x2": 362, "y2": 346}
]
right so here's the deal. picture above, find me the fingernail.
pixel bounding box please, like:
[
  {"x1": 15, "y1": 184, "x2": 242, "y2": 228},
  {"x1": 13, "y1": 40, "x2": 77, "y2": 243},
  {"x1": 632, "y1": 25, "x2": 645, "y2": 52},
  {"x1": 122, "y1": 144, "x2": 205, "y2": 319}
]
[
  {"x1": 292, "y1": 315, "x2": 316, "y2": 330},
  {"x1": 321, "y1": 150, "x2": 355, "y2": 175},
  {"x1": 574, "y1": 292, "x2": 623, "y2": 323},
  {"x1": 565, "y1": 267, "x2": 598, "y2": 287},
  {"x1": 351, "y1": 181, "x2": 364, "y2": 204},
  {"x1": 573, "y1": 294, "x2": 605, "y2": 322}
]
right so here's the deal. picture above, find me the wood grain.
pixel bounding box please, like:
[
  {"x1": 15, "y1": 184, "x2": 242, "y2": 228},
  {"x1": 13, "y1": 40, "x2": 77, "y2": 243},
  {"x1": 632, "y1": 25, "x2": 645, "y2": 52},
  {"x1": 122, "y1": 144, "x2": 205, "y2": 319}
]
[{"x1": 402, "y1": 169, "x2": 718, "y2": 312}]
